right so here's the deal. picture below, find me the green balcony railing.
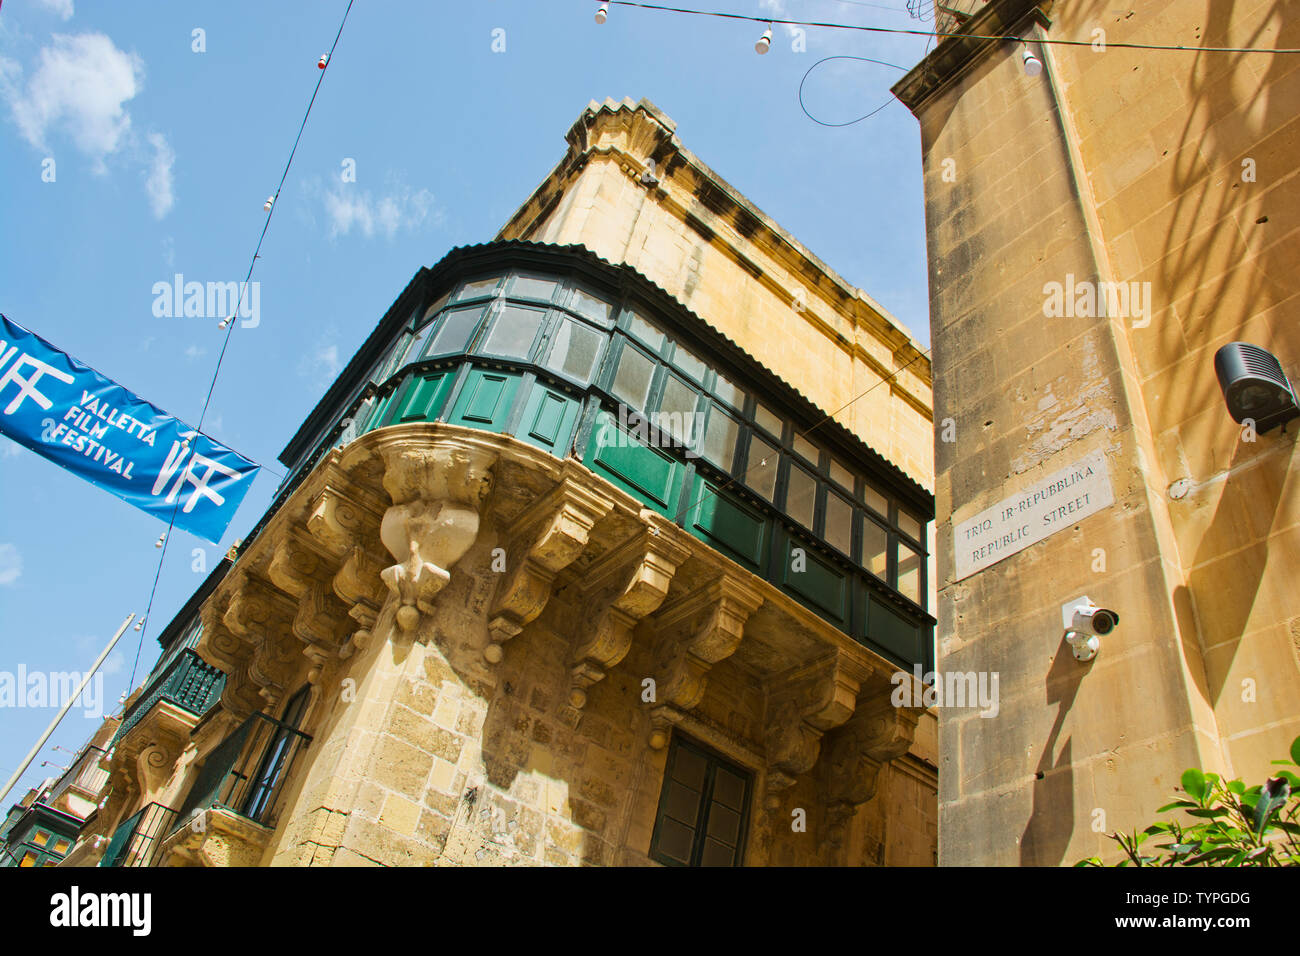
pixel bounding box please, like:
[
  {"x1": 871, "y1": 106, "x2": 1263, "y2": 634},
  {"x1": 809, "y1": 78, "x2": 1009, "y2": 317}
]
[
  {"x1": 113, "y1": 649, "x2": 225, "y2": 745},
  {"x1": 98, "y1": 802, "x2": 177, "y2": 868}
]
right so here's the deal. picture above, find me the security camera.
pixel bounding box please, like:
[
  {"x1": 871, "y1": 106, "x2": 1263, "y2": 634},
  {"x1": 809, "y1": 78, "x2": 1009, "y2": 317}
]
[{"x1": 1061, "y1": 596, "x2": 1119, "y2": 662}]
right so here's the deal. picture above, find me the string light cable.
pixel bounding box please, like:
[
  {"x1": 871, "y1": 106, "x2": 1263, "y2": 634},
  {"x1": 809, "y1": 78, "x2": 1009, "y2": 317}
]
[
  {"x1": 128, "y1": 0, "x2": 354, "y2": 688},
  {"x1": 588, "y1": 0, "x2": 1300, "y2": 54}
]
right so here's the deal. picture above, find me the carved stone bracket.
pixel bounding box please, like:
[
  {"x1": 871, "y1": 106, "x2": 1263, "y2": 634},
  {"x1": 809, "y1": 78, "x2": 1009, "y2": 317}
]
[
  {"x1": 821, "y1": 698, "x2": 921, "y2": 846},
  {"x1": 201, "y1": 573, "x2": 299, "y2": 715},
  {"x1": 562, "y1": 515, "x2": 689, "y2": 726},
  {"x1": 268, "y1": 530, "x2": 353, "y2": 658},
  {"x1": 378, "y1": 443, "x2": 497, "y2": 632},
  {"x1": 486, "y1": 479, "x2": 615, "y2": 663},
  {"x1": 646, "y1": 574, "x2": 764, "y2": 748},
  {"x1": 762, "y1": 653, "x2": 868, "y2": 808}
]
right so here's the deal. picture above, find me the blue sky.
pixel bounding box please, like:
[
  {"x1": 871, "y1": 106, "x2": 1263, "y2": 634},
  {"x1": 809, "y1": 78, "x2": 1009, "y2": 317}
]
[{"x1": 0, "y1": 0, "x2": 932, "y2": 802}]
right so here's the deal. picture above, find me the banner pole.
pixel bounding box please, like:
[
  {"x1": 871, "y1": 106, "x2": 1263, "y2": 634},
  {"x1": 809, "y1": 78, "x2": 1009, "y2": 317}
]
[{"x1": 0, "y1": 612, "x2": 135, "y2": 808}]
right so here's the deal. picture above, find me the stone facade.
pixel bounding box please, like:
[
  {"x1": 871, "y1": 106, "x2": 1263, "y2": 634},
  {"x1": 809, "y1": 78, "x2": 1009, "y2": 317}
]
[{"x1": 894, "y1": 0, "x2": 1300, "y2": 864}]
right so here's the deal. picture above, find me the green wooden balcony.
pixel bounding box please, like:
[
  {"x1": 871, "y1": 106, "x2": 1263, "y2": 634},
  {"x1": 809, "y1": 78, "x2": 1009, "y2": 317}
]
[{"x1": 113, "y1": 648, "x2": 225, "y2": 746}]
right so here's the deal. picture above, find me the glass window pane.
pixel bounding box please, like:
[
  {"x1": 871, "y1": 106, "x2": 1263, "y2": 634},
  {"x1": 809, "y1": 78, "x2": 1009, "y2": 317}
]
[
  {"x1": 712, "y1": 769, "x2": 745, "y2": 810},
  {"x1": 745, "y1": 435, "x2": 779, "y2": 501},
  {"x1": 482, "y1": 304, "x2": 545, "y2": 359},
  {"x1": 543, "y1": 318, "x2": 605, "y2": 382},
  {"x1": 33, "y1": 831, "x2": 49, "y2": 847},
  {"x1": 454, "y1": 277, "x2": 500, "y2": 301},
  {"x1": 898, "y1": 509, "x2": 923, "y2": 543},
  {"x1": 714, "y1": 373, "x2": 744, "y2": 411},
  {"x1": 825, "y1": 493, "x2": 853, "y2": 556},
  {"x1": 792, "y1": 433, "x2": 820, "y2": 466},
  {"x1": 658, "y1": 375, "x2": 700, "y2": 445},
  {"x1": 700, "y1": 405, "x2": 739, "y2": 471},
  {"x1": 754, "y1": 401, "x2": 782, "y2": 439},
  {"x1": 570, "y1": 287, "x2": 613, "y2": 325},
  {"x1": 829, "y1": 458, "x2": 855, "y2": 493},
  {"x1": 672, "y1": 747, "x2": 708, "y2": 789},
  {"x1": 861, "y1": 517, "x2": 888, "y2": 579},
  {"x1": 509, "y1": 274, "x2": 557, "y2": 302},
  {"x1": 699, "y1": 839, "x2": 735, "y2": 866},
  {"x1": 426, "y1": 306, "x2": 482, "y2": 356},
  {"x1": 897, "y1": 542, "x2": 922, "y2": 605},
  {"x1": 611, "y1": 343, "x2": 655, "y2": 411},
  {"x1": 421, "y1": 290, "x2": 451, "y2": 324},
  {"x1": 862, "y1": 482, "x2": 889, "y2": 518},
  {"x1": 626, "y1": 309, "x2": 665, "y2": 351},
  {"x1": 785, "y1": 464, "x2": 817, "y2": 529},
  {"x1": 671, "y1": 343, "x2": 707, "y2": 382}
]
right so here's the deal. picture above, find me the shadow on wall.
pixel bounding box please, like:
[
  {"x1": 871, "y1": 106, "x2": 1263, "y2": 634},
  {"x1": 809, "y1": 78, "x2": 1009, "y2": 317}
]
[{"x1": 1019, "y1": 643, "x2": 1086, "y2": 865}]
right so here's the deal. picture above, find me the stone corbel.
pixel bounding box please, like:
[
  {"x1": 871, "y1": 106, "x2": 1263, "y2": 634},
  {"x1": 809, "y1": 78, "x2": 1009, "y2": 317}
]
[
  {"x1": 268, "y1": 531, "x2": 353, "y2": 656},
  {"x1": 377, "y1": 442, "x2": 497, "y2": 632},
  {"x1": 562, "y1": 515, "x2": 690, "y2": 726},
  {"x1": 485, "y1": 479, "x2": 615, "y2": 663},
  {"x1": 822, "y1": 698, "x2": 921, "y2": 846},
  {"x1": 762, "y1": 655, "x2": 867, "y2": 808},
  {"x1": 646, "y1": 574, "x2": 764, "y2": 749},
  {"x1": 332, "y1": 546, "x2": 388, "y2": 658}
]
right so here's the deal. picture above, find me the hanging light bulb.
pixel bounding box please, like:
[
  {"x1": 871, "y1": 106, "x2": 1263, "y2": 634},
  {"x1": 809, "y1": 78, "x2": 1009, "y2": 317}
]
[
  {"x1": 595, "y1": 3, "x2": 608, "y2": 23},
  {"x1": 263, "y1": 196, "x2": 274, "y2": 211},
  {"x1": 755, "y1": 26, "x2": 772, "y2": 54},
  {"x1": 155, "y1": 533, "x2": 166, "y2": 548},
  {"x1": 133, "y1": 617, "x2": 145, "y2": 632},
  {"x1": 318, "y1": 54, "x2": 329, "y2": 69},
  {"x1": 218, "y1": 316, "x2": 230, "y2": 329},
  {"x1": 1022, "y1": 45, "x2": 1043, "y2": 76}
]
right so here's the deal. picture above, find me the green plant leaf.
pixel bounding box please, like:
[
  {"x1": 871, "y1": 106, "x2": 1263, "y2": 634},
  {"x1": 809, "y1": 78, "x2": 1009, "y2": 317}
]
[
  {"x1": 1290, "y1": 735, "x2": 1300, "y2": 767},
  {"x1": 1157, "y1": 800, "x2": 1198, "y2": 812},
  {"x1": 1182, "y1": 768, "x2": 1208, "y2": 803},
  {"x1": 1253, "y1": 776, "x2": 1291, "y2": 838},
  {"x1": 1227, "y1": 779, "x2": 1246, "y2": 795}
]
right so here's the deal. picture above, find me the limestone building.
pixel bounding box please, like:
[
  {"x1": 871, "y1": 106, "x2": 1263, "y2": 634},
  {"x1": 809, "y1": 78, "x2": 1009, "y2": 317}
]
[
  {"x1": 893, "y1": 0, "x2": 1300, "y2": 864},
  {"x1": 67, "y1": 99, "x2": 939, "y2": 867}
]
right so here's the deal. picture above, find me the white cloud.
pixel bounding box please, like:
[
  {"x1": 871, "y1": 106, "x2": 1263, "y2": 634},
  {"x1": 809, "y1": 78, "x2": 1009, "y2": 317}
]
[
  {"x1": 0, "y1": 543, "x2": 22, "y2": 586},
  {"x1": 298, "y1": 340, "x2": 341, "y2": 388},
  {"x1": 0, "y1": 436, "x2": 21, "y2": 459},
  {"x1": 323, "y1": 185, "x2": 440, "y2": 240},
  {"x1": 144, "y1": 131, "x2": 174, "y2": 218},
  {"x1": 183, "y1": 344, "x2": 205, "y2": 361},
  {"x1": 2, "y1": 33, "x2": 143, "y2": 169},
  {"x1": 38, "y1": 0, "x2": 75, "y2": 21}
]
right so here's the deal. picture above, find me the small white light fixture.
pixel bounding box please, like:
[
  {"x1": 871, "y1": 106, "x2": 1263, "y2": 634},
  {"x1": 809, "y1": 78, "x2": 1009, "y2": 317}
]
[
  {"x1": 133, "y1": 616, "x2": 145, "y2": 632},
  {"x1": 218, "y1": 316, "x2": 230, "y2": 329},
  {"x1": 154, "y1": 533, "x2": 166, "y2": 548},
  {"x1": 318, "y1": 54, "x2": 329, "y2": 69},
  {"x1": 755, "y1": 26, "x2": 772, "y2": 54},
  {"x1": 263, "y1": 196, "x2": 274, "y2": 211},
  {"x1": 1022, "y1": 45, "x2": 1043, "y2": 76},
  {"x1": 595, "y1": 3, "x2": 608, "y2": 23}
]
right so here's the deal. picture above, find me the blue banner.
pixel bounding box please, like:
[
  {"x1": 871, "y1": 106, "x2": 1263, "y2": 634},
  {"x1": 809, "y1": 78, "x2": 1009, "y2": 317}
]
[{"x1": 0, "y1": 314, "x2": 259, "y2": 543}]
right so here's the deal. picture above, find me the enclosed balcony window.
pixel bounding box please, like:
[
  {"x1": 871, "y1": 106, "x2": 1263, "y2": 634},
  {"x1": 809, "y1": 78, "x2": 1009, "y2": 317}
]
[
  {"x1": 828, "y1": 458, "x2": 855, "y2": 495},
  {"x1": 509, "y1": 274, "x2": 558, "y2": 303},
  {"x1": 425, "y1": 306, "x2": 483, "y2": 357},
  {"x1": 861, "y1": 481, "x2": 889, "y2": 519},
  {"x1": 670, "y1": 342, "x2": 708, "y2": 383},
  {"x1": 824, "y1": 491, "x2": 853, "y2": 557},
  {"x1": 700, "y1": 404, "x2": 740, "y2": 471},
  {"x1": 713, "y1": 372, "x2": 745, "y2": 412},
  {"x1": 481, "y1": 304, "x2": 546, "y2": 359},
  {"x1": 658, "y1": 374, "x2": 701, "y2": 445},
  {"x1": 861, "y1": 515, "x2": 888, "y2": 579},
  {"x1": 453, "y1": 276, "x2": 500, "y2": 302},
  {"x1": 785, "y1": 463, "x2": 817, "y2": 530},
  {"x1": 897, "y1": 542, "x2": 922, "y2": 605},
  {"x1": 610, "y1": 341, "x2": 656, "y2": 411},
  {"x1": 627, "y1": 309, "x2": 665, "y2": 350},
  {"x1": 792, "y1": 433, "x2": 820, "y2": 466},
  {"x1": 543, "y1": 317, "x2": 605, "y2": 383},
  {"x1": 745, "y1": 434, "x2": 779, "y2": 501},
  {"x1": 569, "y1": 287, "x2": 613, "y2": 325},
  {"x1": 753, "y1": 401, "x2": 783, "y2": 440},
  {"x1": 897, "y1": 508, "x2": 923, "y2": 546}
]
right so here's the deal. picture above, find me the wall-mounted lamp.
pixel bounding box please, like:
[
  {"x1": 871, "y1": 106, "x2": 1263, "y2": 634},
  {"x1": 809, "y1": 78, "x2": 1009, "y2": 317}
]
[
  {"x1": 1022, "y1": 43, "x2": 1043, "y2": 76},
  {"x1": 1213, "y1": 342, "x2": 1299, "y2": 433}
]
